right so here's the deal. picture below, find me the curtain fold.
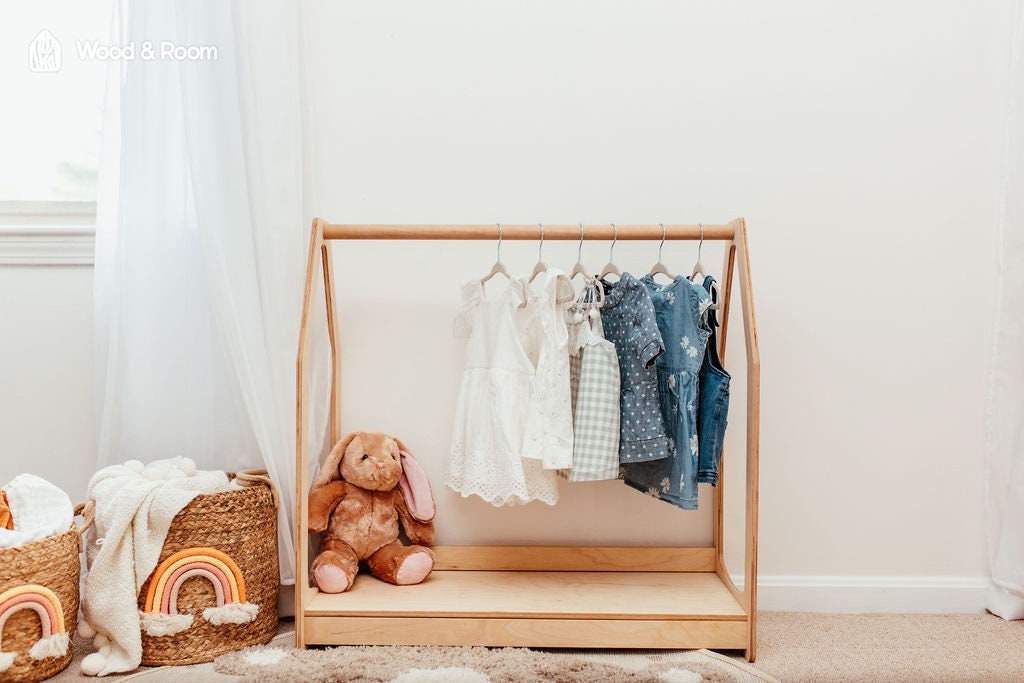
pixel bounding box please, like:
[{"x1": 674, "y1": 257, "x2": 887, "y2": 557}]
[
  {"x1": 95, "y1": 0, "x2": 308, "y2": 585},
  {"x1": 986, "y1": 0, "x2": 1024, "y2": 620}
]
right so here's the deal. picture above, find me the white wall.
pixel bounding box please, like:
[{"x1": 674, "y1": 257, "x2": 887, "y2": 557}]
[
  {"x1": 301, "y1": 0, "x2": 1013, "y2": 610},
  {"x1": 0, "y1": 266, "x2": 96, "y2": 504},
  {"x1": 0, "y1": 0, "x2": 1012, "y2": 611}
]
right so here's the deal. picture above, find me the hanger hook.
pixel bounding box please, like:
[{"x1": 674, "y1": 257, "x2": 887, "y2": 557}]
[
  {"x1": 698, "y1": 222, "x2": 704, "y2": 262},
  {"x1": 659, "y1": 223, "x2": 666, "y2": 262},
  {"x1": 496, "y1": 222, "x2": 502, "y2": 262},
  {"x1": 610, "y1": 223, "x2": 617, "y2": 262},
  {"x1": 577, "y1": 223, "x2": 584, "y2": 262},
  {"x1": 538, "y1": 223, "x2": 544, "y2": 261}
]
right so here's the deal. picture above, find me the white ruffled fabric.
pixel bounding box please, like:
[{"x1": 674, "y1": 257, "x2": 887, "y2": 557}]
[
  {"x1": 518, "y1": 270, "x2": 575, "y2": 470},
  {"x1": 447, "y1": 279, "x2": 559, "y2": 506}
]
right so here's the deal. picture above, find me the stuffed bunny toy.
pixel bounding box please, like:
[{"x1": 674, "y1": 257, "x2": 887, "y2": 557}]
[{"x1": 309, "y1": 431, "x2": 435, "y2": 593}]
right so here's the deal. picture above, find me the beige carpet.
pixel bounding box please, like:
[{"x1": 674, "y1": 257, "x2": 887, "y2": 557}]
[
  {"x1": 754, "y1": 612, "x2": 1024, "y2": 682},
  {"x1": 47, "y1": 612, "x2": 1024, "y2": 681}
]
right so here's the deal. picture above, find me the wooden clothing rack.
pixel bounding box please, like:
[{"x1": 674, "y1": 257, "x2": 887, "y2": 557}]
[{"x1": 295, "y1": 219, "x2": 761, "y2": 660}]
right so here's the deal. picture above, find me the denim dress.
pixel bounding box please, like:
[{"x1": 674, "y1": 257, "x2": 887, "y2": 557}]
[
  {"x1": 697, "y1": 275, "x2": 731, "y2": 485},
  {"x1": 598, "y1": 273, "x2": 670, "y2": 464},
  {"x1": 622, "y1": 275, "x2": 711, "y2": 510}
]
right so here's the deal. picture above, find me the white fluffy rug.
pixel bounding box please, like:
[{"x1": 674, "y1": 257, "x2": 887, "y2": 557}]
[{"x1": 213, "y1": 642, "x2": 777, "y2": 682}]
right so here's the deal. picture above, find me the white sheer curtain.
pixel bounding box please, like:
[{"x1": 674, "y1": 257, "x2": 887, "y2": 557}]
[
  {"x1": 987, "y1": 0, "x2": 1024, "y2": 620},
  {"x1": 95, "y1": 0, "x2": 307, "y2": 586}
]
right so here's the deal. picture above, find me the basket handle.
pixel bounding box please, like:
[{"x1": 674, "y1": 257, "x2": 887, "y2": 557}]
[
  {"x1": 230, "y1": 469, "x2": 280, "y2": 511},
  {"x1": 73, "y1": 500, "x2": 96, "y2": 553}
]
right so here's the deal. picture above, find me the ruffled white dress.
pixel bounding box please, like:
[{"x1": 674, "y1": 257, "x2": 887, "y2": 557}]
[
  {"x1": 517, "y1": 270, "x2": 575, "y2": 470},
  {"x1": 447, "y1": 278, "x2": 559, "y2": 506}
]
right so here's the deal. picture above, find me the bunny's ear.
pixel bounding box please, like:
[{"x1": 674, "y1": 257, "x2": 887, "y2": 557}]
[
  {"x1": 394, "y1": 438, "x2": 435, "y2": 522},
  {"x1": 312, "y1": 432, "x2": 359, "y2": 490}
]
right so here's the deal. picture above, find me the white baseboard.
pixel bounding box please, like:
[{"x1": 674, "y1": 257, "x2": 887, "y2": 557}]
[{"x1": 735, "y1": 575, "x2": 990, "y2": 613}]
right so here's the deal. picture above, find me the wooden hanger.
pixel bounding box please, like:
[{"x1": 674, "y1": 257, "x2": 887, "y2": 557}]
[
  {"x1": 480, "y1": 223, "x2": 510, "y2": 285},
  {"x1": 689, "y1": 223, "x2": 722, "y2": 310},
  {"x1": 599, "y1": 223, "x2": 622, "y2": 280},
  {"x1": 554, "y1": 272, "x2": 577, "y2": 305},
  {"x1": 707, "y1": 280, "x2": 722, "y2": 311},
  {"x1": 569, "y1": 223, "x2": 590, "y2": 282},
  {"x1": 689, "y1": 223, "x2": 706, "y2": 282},
  {"x1": 566, "y1": 224, "x2": 603, "y2": 314},
  {"x1": 648, "y1": 223, "x2": 675, "y2": 282},
  {"x1": 528, "y1": 223, "x2": 548, "y2": 283}
]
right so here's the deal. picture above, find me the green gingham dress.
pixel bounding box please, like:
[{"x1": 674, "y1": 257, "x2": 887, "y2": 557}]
[{"x1": 560, "y1": 313, "x2": 621, "y2": 482}]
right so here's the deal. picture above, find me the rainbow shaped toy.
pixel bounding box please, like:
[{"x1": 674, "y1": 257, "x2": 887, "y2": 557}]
[
  {"x1": 0, "y1": 583, "x2": 71, "y2": 672},
  {"x1": 138, "y1": 547, "x2": 258, "y2": 637}
]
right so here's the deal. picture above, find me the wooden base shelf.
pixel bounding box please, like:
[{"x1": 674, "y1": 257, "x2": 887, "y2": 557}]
[{"x1": 303, "y1": 569, "x2": 748, "y2": 650}]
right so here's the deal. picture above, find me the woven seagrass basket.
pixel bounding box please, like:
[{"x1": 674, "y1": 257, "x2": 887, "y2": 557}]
[
  {"x1": 136, "y1": 470, "x2": 279, "y2": 666},
  {"x1": 0, "y1": 502, "x2": 93, "y2": 683}
]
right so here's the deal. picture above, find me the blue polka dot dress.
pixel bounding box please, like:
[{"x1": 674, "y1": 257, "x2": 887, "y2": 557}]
[{"x1": 598, "y1": 273, "x2": 670, "y2": 464}]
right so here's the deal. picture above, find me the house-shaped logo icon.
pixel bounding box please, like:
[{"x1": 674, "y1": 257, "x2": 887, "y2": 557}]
[{"x1": 29, "y1": 29, "x2": 62, "y2": 73}]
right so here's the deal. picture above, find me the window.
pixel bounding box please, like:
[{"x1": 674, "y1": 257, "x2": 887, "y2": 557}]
[{"x1": 0, "y1": 2, "x2": 109, "y2": 206}]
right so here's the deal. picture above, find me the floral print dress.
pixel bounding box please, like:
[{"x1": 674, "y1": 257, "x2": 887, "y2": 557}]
[{"x1": 621, "y1": 275, "x2": 712, "y2": 510}]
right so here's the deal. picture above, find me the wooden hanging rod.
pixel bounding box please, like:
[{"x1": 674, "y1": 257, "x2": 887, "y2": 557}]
[{"x1": 320, "y1": 222, "x2": 738, "y2": 241}]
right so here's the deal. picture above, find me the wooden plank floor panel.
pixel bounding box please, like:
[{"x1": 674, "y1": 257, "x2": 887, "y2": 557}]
[
  {"x1": 307, "y1": 570, "x2": 746, "y2": 621},
  {"x1": 304, "y1": 616, "x2": 750, "y2": 649}
]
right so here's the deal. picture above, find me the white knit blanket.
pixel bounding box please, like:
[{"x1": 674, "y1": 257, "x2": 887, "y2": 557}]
[
  {"x1": 81, "y1": 457, "x2": 229, "y2": 676},
  {"x1": 0, "y1": 473, "x2": 73, "y2": 548}
]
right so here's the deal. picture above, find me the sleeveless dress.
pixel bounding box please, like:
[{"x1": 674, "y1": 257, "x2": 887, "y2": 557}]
[
  {"x1": 518, "y1": 270, "x2": 575, "y2": 470},
  {"x1": 447, "y1": 278, "x2": 559, "y2": 506},
  {"x1": 560, "y1": 311, "x2": 621, "y2": 482},
  {"x1": 697, "y1": 274, "x2": 731, "y2": 485}
]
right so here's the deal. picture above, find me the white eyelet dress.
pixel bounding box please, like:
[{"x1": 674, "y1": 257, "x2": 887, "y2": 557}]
[
  {"x1": 517, "y1": 270, "x2": 575, "y2": 471},
  {"x1": 447, "y1": 278, "x2": 559, "y2": 506}
]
